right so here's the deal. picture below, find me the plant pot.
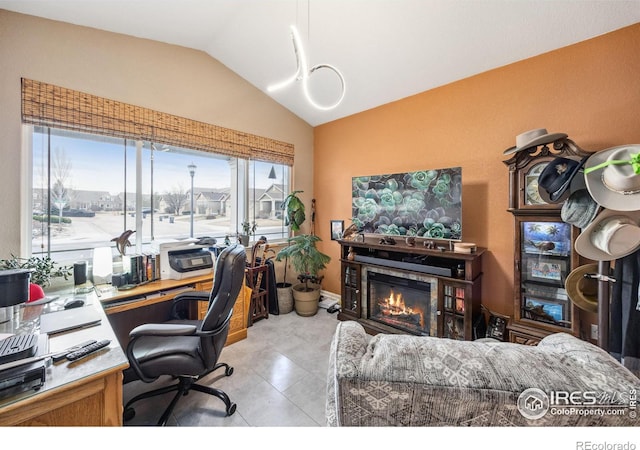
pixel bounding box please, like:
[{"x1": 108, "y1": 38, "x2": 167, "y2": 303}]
[
  {"x1": 239, "y1": 235, "x2": 249, "y2": 247},
  {"x1": 292, "y1": 283, "x2": 321, "y2": 317},
  {"x1": 276, "y1": 282, "x2": 294, "y2": 314}
]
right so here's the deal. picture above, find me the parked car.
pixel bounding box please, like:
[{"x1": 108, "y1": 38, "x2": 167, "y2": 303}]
[{"x1": 62, "y1": 209, "x2": 96, "y2": 217}]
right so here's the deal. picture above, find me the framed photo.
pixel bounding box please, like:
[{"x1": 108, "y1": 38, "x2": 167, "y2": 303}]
[
  {"x1": 523, "y1": 296, "x2": 566, "y2": 324},
  {"x1": 487, "y1": 314, "x2": 508, "y2": 341},
  {"x1": 330, "y1": 220, "x2": 344, "y2": 240},
  {"x1": 523, "y1": 257, "x2": 567, "y2": 285}
]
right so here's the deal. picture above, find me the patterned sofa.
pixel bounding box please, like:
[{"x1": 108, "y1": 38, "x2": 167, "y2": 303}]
[{"x1": 326, "y1": 320, "x2": 640, "y2": 426}]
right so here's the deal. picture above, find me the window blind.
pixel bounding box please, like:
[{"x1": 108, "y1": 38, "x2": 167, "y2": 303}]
[{"x1": 21, "y1": 78, "x2": 294, "y2": 166}]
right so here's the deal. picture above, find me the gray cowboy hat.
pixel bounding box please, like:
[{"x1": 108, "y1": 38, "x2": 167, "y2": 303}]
[
  {"x1": 574, "y1": 208, "x2": 640, "y2": 261},
  {"x1": 503, "y1": 128, "x2": 568, "y2": 156}
]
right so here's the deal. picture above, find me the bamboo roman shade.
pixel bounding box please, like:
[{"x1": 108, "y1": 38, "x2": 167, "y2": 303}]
[{"x1": 21, "y1": 78, "x2": 294, "y2": 166}]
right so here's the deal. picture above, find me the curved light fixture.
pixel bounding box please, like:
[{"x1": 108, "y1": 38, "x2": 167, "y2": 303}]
[{"x1": 267, "y1": 25, "x2": 345, "y2": 111}]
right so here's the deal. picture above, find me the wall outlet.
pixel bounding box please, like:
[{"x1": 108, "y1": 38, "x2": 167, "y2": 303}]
[{"x1": 591, "y1": 324, "x2": 599, "y2": 340}]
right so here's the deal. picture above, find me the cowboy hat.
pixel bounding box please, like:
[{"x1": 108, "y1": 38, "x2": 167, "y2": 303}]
[
  {"x1": 564, "y1": 263, "x2": 598, "y2": 313},
  {"x1": 537, "y1": 156, "x2": 587, "y2": 204},
  {"x1": 503, "y1": 128, "x2": 568, "y2": 156},
  {"x1": 574, "y1": 208, "x2": 640, "y2": 261},
  {"x1": 561, "y1": 189, "x2": 599, "y2": 230},
  {"x1": 583, "y1": 144, "x2": 640, "y2": 211}
]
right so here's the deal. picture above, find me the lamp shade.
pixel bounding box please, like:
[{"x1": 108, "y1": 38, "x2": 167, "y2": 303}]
[
  {"x1": 92, "y1": 247, "x2": 113, "y2": 284},
  {"x1": 0, "y1": 269, "x2": 31, "y2": 307}
]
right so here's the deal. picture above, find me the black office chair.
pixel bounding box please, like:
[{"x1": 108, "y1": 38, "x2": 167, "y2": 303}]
[{"x1": 123, "y1": 244, "x2": 246, "y2": 426}]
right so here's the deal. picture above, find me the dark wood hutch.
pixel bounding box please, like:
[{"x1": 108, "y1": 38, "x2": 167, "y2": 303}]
[
  {"x1": 337, "y1": 236, "x2": 485, "y2": 340},
  {"x1": 503, "y1": 136, "x2": 599, "y2": 345}
]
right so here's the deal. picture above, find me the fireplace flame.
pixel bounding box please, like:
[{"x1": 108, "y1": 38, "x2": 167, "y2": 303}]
[{"x1": 378, "y1": 290, "x2": 424, "y2": 327}]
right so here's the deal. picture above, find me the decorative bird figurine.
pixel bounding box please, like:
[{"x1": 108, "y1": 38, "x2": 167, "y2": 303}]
[
  {"x1": 342, "y1": 222, "x2": 361, "y2": 241},
  {"x1": 112, "y1": 230, "x2": 135, "y2": 256}
]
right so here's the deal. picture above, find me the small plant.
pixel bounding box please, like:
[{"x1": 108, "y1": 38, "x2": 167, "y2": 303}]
[
  {"x1": 240, "y1": 221, "x2": 257, "y2": 236},
  {"x1": 275, "y1": 234, "x2": 331, "y2": 292},
  {"x1": 0, "y1": 254, "x2": 72, "y2": 287}
]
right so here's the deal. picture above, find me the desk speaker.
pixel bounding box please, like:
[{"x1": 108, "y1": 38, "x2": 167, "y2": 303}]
[{"x1": 73, "y1": 262, "x2": 87, "y2": 286}]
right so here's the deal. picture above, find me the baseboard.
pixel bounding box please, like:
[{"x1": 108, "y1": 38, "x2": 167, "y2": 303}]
[{"x1": 319, "y1": 290, "x2": 340, "y2": 309}]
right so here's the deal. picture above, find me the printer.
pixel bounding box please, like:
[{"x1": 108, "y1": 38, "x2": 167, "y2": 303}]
[{"x1": 154, "y1": 240, "x2": 215, "y2": 280}]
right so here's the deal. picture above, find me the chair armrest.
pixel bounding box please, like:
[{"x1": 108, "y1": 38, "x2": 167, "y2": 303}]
[
  {"x1": 129, "y1": 323, "x2": 197, "y2": 338},
  {"x1": 170, "y1": 290, "x2": 210, "y2": 319}
]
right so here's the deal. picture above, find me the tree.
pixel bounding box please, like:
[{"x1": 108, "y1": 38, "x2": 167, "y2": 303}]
[
  {"x1": 163, "y1": 185, "x2": 188, "y2": 215},
  {"x1": 50, "y1": 147, "x2": 74, "y2": 230}
]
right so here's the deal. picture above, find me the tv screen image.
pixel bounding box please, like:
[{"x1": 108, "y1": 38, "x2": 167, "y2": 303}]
[{"x1": 352, "y1": 167, "x2": 462, "y2": 240}]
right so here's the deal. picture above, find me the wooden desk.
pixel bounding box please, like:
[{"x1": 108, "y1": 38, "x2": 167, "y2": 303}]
[
  {"x1": 0, "y1": 296, "x2": 129, "y2": 426},
  {"x1": 98, "y1": 275, "x2": 249, "y2": 349}
]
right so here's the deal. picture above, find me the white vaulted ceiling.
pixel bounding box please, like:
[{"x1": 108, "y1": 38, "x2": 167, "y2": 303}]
[{"x1": 1, "y1": 0, "x2": 639, "y2": 126}]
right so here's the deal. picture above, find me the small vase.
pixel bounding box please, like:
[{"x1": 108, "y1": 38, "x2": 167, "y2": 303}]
[{"x1": 347, "y1": 247, "x2": 355, "y2": 261}]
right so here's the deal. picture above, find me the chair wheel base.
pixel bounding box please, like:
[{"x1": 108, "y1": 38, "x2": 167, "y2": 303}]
[
  {"x1": 225, "y1": 366, "x2": 234, "y2": 376},
  {"x1": 123, "y1": 407, "x2": 136, "y2": 422},
  {"x1": 227, "y1": 402, "x2": 236, "y2": 416}
]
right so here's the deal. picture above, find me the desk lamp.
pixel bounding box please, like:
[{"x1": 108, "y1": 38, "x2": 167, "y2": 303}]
[{"x1": 0, "y1": 268, "x2": 31, "y2": 323}]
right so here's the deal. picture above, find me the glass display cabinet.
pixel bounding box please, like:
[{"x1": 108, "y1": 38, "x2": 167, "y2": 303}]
[{"x1": 503, "y1": 136, "x2": 589, "y2": 344}]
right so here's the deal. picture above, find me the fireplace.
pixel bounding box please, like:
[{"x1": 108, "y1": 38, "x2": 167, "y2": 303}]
[{"x1": 362, "y1": 267, "x2": 438, "y2": 336}]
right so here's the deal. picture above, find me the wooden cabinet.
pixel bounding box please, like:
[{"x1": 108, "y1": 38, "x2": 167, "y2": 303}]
[
  {"x1": 337, "y1": 238, "x2": 484, "y2": 340},
  {"x1": 503, "y1": 137, "x2": 589, "y2": 344}
]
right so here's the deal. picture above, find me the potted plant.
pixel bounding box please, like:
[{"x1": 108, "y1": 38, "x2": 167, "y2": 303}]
[
  {"x1": 0, "y1": 254, "x2": 72, "y2": 301},
  {"x1": 275, "y1": 190, "x2": 306, "y2": 313},
  {"x1": 237, "y1": 220, "x2": 257, "y2": 246},
  {"x1": 275, "y1": 234, "x2": 331, "y2": 316}
]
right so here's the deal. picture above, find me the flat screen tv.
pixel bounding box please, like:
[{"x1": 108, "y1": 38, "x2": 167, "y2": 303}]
[{"x1": 352, "y1": 167, "x2": 462, "y2": 241}]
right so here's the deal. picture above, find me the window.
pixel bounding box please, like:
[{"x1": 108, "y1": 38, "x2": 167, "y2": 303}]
[{"x1": 30, "y1": 126, "x2": 290, "y2": 265}]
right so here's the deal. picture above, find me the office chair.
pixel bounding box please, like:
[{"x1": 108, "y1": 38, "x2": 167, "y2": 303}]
[{"x1": 123, "y1": 244, "x2": 246, "y2": 426}]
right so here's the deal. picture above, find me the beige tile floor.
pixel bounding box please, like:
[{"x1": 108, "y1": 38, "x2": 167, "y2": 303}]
[{"x1": 122, "y1": 308, "x2": 340, "y2": 427}]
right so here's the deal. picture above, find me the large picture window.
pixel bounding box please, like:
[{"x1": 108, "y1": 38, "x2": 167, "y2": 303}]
[{"x1": 30, "y1": 126, "x2": 290, "y2": 264}]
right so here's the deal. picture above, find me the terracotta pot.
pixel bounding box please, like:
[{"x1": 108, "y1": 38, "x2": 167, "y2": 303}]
[{"x1": 292, "y1": 283, "x2": 321, "y2": 316}]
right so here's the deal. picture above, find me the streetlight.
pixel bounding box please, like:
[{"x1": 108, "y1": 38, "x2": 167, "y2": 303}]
[{"x1": 188, "y1": 163, "x2": 197, "y2": 238}]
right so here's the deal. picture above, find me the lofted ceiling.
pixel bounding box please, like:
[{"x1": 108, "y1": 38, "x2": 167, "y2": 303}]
[{"x1": 1, "y1": 0, "x2": 639, "y2": 126}]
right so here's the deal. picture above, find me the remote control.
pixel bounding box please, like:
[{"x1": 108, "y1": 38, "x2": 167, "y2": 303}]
[
  {"x1": 52, "y1": 339, "x2": 97, "y2": 363},
  {"x1": 65, "y1": 339, "x2": 111, "y2": 361}
]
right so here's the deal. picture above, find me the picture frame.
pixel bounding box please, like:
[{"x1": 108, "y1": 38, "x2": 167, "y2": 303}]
[
  {"x1": 330, "y1": 220, "x2": 344, "y2": 240},
  {"x1": 487, "y1": 314, "x2": 508, "y2": 341},
  {"x1": 523, "y1": 257, "x2": 567, "y2": 285},
  {"x1": 523, "y1": 296, "x2": 566, "y2": 324}
]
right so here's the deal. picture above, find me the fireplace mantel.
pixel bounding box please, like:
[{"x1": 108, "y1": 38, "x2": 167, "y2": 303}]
[{"x1": 337, "y1": 237, "x2": 485, "y2": 340}]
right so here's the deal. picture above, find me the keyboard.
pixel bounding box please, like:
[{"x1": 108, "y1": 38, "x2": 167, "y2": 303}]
[{"x1": 0, "y1": 334, "x2": 38, "y2": 365}]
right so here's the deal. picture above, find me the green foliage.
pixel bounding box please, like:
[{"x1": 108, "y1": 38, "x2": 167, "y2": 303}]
[
  {"x1": 33, "y1": 214, "x2": 71, "y2": 224},
  {"x1": 0, "y1": 254, "x2": 72, "y2": 287},
  {"x1": 240, "y1": 221, "x2": 257, "y2": 235},
  {"x1": 275, "y1": 234, "x2": 331, "y2": 291},
  {"x1": 281, "y1": 190, "x2": 306, "y2": 232}
]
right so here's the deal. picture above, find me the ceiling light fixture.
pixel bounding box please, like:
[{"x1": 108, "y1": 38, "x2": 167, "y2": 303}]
[{"x1": 267, "y1": 25, "x2": 345, "y2": 111}]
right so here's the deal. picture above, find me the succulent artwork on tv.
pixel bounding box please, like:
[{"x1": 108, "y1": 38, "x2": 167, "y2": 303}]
[{"x1": 352, "y1": 167, "x2": 462, "y2": 240}]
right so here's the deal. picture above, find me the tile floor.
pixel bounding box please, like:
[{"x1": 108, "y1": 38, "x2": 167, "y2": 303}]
[{"x1": 122, "y1": 308, "x2": 340, "y2": 427}]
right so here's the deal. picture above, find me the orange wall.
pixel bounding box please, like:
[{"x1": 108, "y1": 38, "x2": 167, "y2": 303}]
[{"x1": 313, "y1": 23, "x2": 640, "y2": 317}]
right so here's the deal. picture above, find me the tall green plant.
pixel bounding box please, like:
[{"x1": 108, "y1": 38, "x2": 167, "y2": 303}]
[
  {"x1": 281, "y1": 190, "x2": 305, "y2": 232},
  {"x1": 275, "y1": 234, "x2": 331, "y2": 292},
  {"x1": 278, "y1": 190, "x2": 306, "y2": 286}
]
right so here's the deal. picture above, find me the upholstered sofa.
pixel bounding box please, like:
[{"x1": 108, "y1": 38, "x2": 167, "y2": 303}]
[{"x1": 326, "y1": 320, "x2": 640, "y2": 426}]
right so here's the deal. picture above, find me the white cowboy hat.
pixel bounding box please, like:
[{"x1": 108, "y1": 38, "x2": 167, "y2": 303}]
[
  {"x1": 503, "y1": 128, "x2": 568, "y2": 156},
  {"x1": 583, "y1": 144, "x2": 640, "y2": 211},
  {"x1": 574, "y1": 208, "x2": 640, "y2": 261},
  {"x1": 564, "y1": 263, "x2": 598, "y2": 313}
]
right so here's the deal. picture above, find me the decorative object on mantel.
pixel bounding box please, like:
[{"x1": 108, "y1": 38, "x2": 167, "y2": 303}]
[
  {"x1": 405, "y1": 236, "x2": 416, "y2": 247},
  {"x1": 502, "y1": 128, "x2": 568, "y2": 156},
  {"x1": 111, "y1": 230, "x2": 135, "y2": 257},
  {"x1": 378, "y1": 236, "x2": 396, "y2": 245},
  {"x1": 453, "y1": 242, "x2": 477, "y2": 253},
  {"x1": 341, "y1": 222, "x2": 361, "y2": 241},
  {"x1": 583, "y1": 145, "x2": 640, "y2": 211}
]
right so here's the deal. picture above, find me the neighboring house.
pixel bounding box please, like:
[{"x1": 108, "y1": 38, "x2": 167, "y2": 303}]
[
  {"x1": 195, "y1": 190, "x2": 229, "y2": 217},
  {"x1": 257, "y1": 184, "x2": 285, "y2": 219}
]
